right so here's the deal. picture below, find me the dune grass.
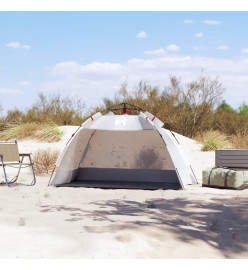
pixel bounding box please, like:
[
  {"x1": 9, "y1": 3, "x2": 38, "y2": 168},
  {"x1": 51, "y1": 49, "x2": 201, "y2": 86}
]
[
  {"x1": 0, "y1": 123, "x2": 40, "y2": 140},
  {"x1": 195, "y1": 130, "x2": 232, "y2": 151},
  {"x1": 0, "y1": 122, "x2": 64, "y2": 142},
  {"x1": 35, "y1": 124, "x2": 64, "y2": 142}
]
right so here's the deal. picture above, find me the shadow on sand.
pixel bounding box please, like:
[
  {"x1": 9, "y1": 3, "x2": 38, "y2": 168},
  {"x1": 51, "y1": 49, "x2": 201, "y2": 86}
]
[{"x1": 40, "y1": 195, "x2": 248, "y2": 258}]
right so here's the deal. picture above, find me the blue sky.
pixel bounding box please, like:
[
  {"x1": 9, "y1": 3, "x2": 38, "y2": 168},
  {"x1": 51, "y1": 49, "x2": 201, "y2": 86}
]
[{"x1": 1, "y1": 11, "x2": 248, "y2": 114}]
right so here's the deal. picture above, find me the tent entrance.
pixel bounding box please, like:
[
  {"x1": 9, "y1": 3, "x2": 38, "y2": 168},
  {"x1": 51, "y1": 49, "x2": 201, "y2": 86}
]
[
  {"x1": 61, "y1": 130, "x2": 181, "y2": 189},
  {"x1": 58, "y1": 180, "x2": 180, "y2": 190}
]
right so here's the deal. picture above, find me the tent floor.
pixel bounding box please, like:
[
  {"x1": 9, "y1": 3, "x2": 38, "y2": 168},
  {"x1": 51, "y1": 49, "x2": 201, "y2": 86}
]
[{"x1": 55, "y1": 180, "x2": 181, "y2": 190}]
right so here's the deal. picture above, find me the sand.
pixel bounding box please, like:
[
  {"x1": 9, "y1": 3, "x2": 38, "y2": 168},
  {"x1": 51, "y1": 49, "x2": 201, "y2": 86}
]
[{"x1": 0, "y1": 127, "x2": 247, "y2": 259}]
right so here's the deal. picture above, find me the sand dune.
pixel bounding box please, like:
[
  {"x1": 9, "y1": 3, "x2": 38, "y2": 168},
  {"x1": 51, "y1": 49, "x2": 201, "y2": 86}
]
[{"x1": 0, "y1": 127, "x2": 247, "y2": 258}]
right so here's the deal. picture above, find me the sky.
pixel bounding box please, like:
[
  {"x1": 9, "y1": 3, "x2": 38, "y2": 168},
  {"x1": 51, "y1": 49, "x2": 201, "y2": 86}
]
[{"x1": 0, "y1": 11, "x2": 248, "y2": 114}]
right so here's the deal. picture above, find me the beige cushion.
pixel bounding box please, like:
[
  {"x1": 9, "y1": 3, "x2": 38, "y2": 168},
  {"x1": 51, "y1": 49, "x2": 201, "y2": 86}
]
[{"x1": 0, "y1": 142, "x2": 20, "y2": 162}]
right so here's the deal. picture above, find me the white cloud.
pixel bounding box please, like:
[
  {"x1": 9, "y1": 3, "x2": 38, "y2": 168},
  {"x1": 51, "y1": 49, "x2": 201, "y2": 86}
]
[
  {"x1": 184, "y1": 19, "x2": 194, "y2": 24},
  {"x1": 144, "y1": 48, "x2": 166, "y2": 55},
  {"x1": 136, "y1": 31, "x2": 147, "y2": 38},
  {"x1": 242, "y1": 48, "x2": 248, "y2": 54},
  {"x1": 51, "y1": 61, "x2": 122, "y2": 77},
  {"x1": 194, "y1": 32, "x2": 204, "y2": 38},
  {"x1": 5, "y1": 41, "x2": 31, "y2": 49},
  {"x1": 166, "y1": 44, "x2": 180, "y2": 52},
  {"x1": 0, "y1": 88, "x2": 23, "y2": 95},
  {"x1": 43, "y1": 55, "x2": 248, "y2": 109},
  {"x1": 217, "y1": 45, "x2": 229, "y2": 50},
  {"x1": 192, "y1": 46, "x2": 207, "y2": 51},
  {"x1": 202, "y1": 20, "x2": 221, "y2": 25}
]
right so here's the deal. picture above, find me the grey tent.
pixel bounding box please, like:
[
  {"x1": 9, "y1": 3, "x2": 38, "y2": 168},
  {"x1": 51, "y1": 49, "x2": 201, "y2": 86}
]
[{"x1": 50, "y1": 108, "x2": 197, "y2": 189}]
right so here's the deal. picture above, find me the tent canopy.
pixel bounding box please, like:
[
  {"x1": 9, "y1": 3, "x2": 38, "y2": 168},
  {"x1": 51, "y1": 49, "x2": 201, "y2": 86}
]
[{"x1": 50, "y1": 110, "x2": 197, "y2": 189}]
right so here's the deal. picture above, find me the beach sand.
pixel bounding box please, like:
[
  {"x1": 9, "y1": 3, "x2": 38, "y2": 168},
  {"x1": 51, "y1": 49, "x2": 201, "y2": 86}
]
[{"x1": 0, "y1": 127, "x2": 247, "y2": 259}]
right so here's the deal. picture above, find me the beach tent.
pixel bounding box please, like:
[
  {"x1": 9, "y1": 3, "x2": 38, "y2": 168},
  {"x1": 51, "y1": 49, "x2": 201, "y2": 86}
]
[{"x1": 50, "y1": 104, "x2": 197, "y2": 189}]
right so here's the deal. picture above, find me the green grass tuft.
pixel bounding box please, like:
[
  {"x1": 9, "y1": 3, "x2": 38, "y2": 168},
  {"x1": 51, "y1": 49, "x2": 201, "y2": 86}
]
[
  {"x1": 0, "y1": 123, "x2": 40, "y2": 141},
  {"x1": 195, "y1": 130, "x2": 232, "y2": 151},
  {"x1": 35, "y1": 124, "x2": 64, "y2": 142}
]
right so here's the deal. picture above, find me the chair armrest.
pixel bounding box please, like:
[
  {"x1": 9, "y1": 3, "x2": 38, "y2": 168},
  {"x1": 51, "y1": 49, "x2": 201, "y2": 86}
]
[{"x1": 19, "y1": 153, "x2": 32, "y2": 157}]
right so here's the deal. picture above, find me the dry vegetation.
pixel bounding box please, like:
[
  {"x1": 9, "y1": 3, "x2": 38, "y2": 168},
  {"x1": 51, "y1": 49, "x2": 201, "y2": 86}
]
[
  {"x1": 231, "y1": 130, "x2": 248, "y2": 149},
  {"x1": 35, "y1": 124, "x2": 64, "y2": 142},
  {"x1": 88, "y1": 75, "x2": 224, "y2": 138},
  {"x1": 2, "y1": 93, "x2": 85, "y2": 126},
  {"x1": 87, "y1": 75, "x2": 248, "y2": 151},
  {"x1": 0, "y1": 93, "x2": 82, "y2": 143},
  {"x1": 0, "y1": 123, "x2": 63, "y2": 142},
  {"x1": 1, "y1": 74, "x2": 248, "y2": 150},
  {"x1": 32, "y1": 148, "x2": 60, "y2": 174},
  {"x1": 195, "y1": 130, "x2": 232, "y2": 151},
  {"x1": 195, "y1": 130, "x2": 248, "y2": 151}
]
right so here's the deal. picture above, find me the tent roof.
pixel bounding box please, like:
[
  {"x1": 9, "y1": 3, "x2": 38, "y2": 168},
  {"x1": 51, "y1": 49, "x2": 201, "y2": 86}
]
[
  {"x1": 89, "y1": 114, "x2": 154, "y2": 131},
  {"x1": 82, "y1": 111, "x2": 164, "y2": 131}
]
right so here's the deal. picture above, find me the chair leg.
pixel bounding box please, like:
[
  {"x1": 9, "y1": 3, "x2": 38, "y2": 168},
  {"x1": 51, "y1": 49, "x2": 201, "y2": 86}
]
[
  {"x1": 29, "y1": 155, "x2": 36, "y2": 186},
  {"x1": 0, "y1": 154, "x2": 36, "y2": 187},
  {"x1": 15, "y1": 156, "x2": 24, "y2": 181},
  {"x1": 1, "y1": 155, "x2": 7, "y2": 184},
  {"x1": 48, "y1": 165, "x2": 56, "y2": 186},
  {"x1": 0, "y1": 155, "x2": 17, "y2": 186}
]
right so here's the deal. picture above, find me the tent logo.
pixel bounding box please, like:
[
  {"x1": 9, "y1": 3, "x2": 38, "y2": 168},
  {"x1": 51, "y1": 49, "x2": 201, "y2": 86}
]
[{"x1": 115, "y1": 119, "x2": 126, "y2": 127}]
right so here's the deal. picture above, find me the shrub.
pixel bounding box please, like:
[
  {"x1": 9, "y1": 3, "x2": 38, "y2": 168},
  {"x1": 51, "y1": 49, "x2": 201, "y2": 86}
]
[
  {"x1": 32, "y1": 148, "x2": 60, "y2": 174},
  {"x1": 238, "y1": 102, "x2": 248, "y2": 115},
  {"x1": 88, "y1": 75, "x2": 224, "y2": 138},
  {"x1": 213, "y1": 109, "x2": 248, "y2": 135},
  {"x1": 23, "y1": 92, "x2": 85, "y2": 125},
  {"x1": 5, "y1": 108, "x2": 24, "y2": 123},
  {"x1": 195, "y1": 130, "x2": 232, "y2": 151},
  {"x1": 231, "y1": 131, "x2": 248, "y2": 149},
  {"x1": 218, "y1": 100, "x2": 234, "y2": 113},
  {"x1": 3, "y1": 92, "x2": 85, "y2": 126}
]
